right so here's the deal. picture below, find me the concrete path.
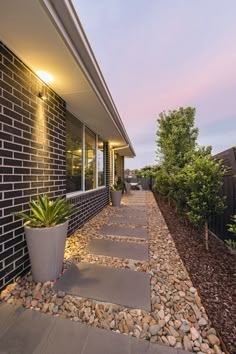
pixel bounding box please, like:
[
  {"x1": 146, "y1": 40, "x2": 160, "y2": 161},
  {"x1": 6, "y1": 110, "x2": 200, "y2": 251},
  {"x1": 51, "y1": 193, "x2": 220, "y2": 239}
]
[
  {"x1": 54, "y1": 263, "x2": 151, "y2": 311},
  {"x1": 0, "y1": 191, "x2": 193, "y2": 353},
  {"x1": 98, "y1": 224, "x2": 148, "y2": 239},
  {"x1": 108, "y1": 216, "x2": 147, "y2": 225},
  {"x1": 85, "y1": 238, "x2": 149, "y2": 260},
  {"x1": 0, "y1": 303, "x2": 190, "y2": 354}
]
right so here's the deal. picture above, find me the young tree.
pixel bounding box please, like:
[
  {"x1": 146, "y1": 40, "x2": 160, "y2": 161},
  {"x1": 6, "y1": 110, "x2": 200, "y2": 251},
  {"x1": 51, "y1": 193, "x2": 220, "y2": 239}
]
[
  {"x1": 156, "y1": 107, "x2": 198, "y2": 170},
  {"x1": 184, "y1": 151, "x2": 227, "y2": 250},
  {"x1": 155, "y1": 107, "x2": 199, "y2": 209}
]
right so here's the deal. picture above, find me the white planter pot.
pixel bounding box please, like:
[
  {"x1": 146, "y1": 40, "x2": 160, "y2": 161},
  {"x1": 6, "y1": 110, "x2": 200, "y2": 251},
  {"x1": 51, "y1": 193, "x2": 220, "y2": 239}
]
[
  {"x1": 110, "y1": 190, "x2": 122, "y2": 207},
  {"x1": 24, "y1": 220, "x2": 69, "y2": 283}
]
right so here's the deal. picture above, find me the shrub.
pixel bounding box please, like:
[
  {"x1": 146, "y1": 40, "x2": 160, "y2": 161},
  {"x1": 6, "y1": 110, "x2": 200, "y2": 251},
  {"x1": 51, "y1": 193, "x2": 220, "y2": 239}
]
[
  {"x1": 225, "y1": 215, "x2": 236, "y2": 251},
  {"x1": 15, "y1": 195, "x2": 78, "y2": 228},
  {"x1": 184, "y1": 152, "x2": 227, "y2": 250}
]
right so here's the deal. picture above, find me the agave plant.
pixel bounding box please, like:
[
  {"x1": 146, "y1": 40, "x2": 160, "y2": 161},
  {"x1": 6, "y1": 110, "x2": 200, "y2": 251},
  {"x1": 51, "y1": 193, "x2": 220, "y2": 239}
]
[{"x1": 15, "y1": 195, "x2": 78, "y2": 228}]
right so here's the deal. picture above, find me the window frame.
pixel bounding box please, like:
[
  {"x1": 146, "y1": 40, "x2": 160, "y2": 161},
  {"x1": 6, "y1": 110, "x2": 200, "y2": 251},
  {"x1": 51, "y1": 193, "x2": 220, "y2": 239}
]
[{"x1": 66, "y1": 113, "x2": 106, "y2": 198}]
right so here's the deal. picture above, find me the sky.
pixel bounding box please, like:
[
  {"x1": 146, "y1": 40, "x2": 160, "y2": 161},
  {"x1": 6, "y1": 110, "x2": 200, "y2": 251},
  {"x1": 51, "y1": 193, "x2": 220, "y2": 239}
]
[{"x1": 73, "y1": 0, "x2": 236, "y2": 169}]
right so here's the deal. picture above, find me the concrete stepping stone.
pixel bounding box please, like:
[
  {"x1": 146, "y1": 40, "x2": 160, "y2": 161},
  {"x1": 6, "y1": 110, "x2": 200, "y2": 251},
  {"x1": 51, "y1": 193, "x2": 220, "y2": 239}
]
[
  {"x1": 99, "y1": 225, "x2": 147, "y2": 239},
  {"x1": 83, "y1": 327, "x2": 130, "y2": 354},
  {"x1": 0, "y1": 304, "x2": 54, "y2": 353},
  {"x1": 125, "y1": 203, "x2": 146, "y2": 206},
  {"x1": 122, "y1": 205, "x2": 146, "y2": 211},
  {"x1": 54, "y1": 263, "x2": 151, "y2": 311},
  {"x1": 34, "y1": 313, "x2": 88, "y2": 354},
  {"x1": 108, "y1": 216, "x2": 147, "y2": 226},
  {"x1": 0, "y1": 304, "x2": 192, "y2": 354},
  {"x1": 85, "y1": 239, "x2": 149, "y2": 260},
  {"x1": 114, "y1": 210, "x2": 147, "y2": 218}
]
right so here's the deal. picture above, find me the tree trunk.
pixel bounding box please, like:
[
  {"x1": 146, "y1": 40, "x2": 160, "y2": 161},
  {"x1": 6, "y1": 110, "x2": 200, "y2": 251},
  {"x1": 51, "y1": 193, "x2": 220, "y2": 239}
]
[{"x1": 204, "y1": 221, "x2": 209, "y2": 251}]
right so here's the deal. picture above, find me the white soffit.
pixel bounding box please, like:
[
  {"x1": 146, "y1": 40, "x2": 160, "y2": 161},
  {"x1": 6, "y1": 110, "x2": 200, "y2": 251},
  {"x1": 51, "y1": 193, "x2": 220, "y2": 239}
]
[{"x1": 0, "y1": 0, "x2": 135, "y2": 156}]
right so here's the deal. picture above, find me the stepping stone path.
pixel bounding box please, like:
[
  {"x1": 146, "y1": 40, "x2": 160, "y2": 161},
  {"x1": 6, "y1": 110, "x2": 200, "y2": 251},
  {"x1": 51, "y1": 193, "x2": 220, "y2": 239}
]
[
  {"x1": 55, "y1": 192, "x2": 150, "y2": 311},
  {"x1": 99, "y1": 224, "x2": 147, "y2": 239},
  {"x1": 114, "y1": 210, "x2": 147, "y2": 218},
  {"x1": 0, "y1": 303, "x2": 187, "y2": 354},
  {"x1": 0, "y1": 191, "x2": 201, "y2": 353},
  {"x1": 108, "y1": 216, "x2": 147, "y2": 225},
  {"x1": 85, "y1": 238, "x2": 149, "y2": 260},
  {"x1": 54, "y1": 263, "x2": 151, "y2": 311}
]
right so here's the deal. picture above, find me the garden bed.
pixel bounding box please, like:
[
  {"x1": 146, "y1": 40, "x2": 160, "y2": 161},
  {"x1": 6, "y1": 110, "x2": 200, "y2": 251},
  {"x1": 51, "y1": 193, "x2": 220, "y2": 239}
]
[{"x1": 154, "y1": 193, "x2": 236, "y2": 354}]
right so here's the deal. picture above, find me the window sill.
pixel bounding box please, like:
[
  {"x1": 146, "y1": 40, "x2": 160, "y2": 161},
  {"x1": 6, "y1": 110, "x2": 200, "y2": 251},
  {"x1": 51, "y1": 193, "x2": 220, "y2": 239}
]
[{"x1": 66, "y1": 186, "x2": 106, "y2": 199}]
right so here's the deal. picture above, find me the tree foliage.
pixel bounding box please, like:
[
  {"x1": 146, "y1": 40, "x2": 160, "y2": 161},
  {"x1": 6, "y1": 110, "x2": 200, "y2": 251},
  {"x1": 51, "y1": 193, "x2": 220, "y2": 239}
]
[
  {"x1": 154, "y1": 106, "x2": 227, "y2": 250},
  {"x1": 228, "y1": 215, "x2": 236, "y2": 235},
  {"x1": 156, "y1": 107, "x2": 198, "y2": 169},
  {"x1": 184, "y1": 152, "x2": 226, "y2": 250},
  {"x1": 136, "y1": 165, "x2": 160, "y2": 178}
]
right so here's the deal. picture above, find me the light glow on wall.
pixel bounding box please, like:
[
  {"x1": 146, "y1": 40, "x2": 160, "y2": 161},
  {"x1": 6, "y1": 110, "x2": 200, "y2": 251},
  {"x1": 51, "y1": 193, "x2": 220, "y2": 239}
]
[{"x1": 36, "y1": 71, "x2": 53, "y2": 84}]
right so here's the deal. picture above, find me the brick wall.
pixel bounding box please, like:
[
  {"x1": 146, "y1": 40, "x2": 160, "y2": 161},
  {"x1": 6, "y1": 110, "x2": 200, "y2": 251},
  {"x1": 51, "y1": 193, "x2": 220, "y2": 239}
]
[
  {"x1": 67, "y1": 187, "x2": 109, "y2": 235},
  {"x1": 0, "y1": 42, "x2": 110, "y2": 291},
  {"x1": 0, "y1": 42, "x2": 67, "y2": 290}
]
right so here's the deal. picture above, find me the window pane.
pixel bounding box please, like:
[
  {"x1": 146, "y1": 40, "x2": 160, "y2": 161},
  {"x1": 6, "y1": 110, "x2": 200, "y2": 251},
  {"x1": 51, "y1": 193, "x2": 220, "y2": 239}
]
[
  {"x1": 66, "y1": 114, "x2": 83, "y2": 193},
  {"x1": 98, "y1": 138, "x2": 104, "y2": 186},
  {"x1": 85, "y1": 127, "x2": 96, "y2": 190}
]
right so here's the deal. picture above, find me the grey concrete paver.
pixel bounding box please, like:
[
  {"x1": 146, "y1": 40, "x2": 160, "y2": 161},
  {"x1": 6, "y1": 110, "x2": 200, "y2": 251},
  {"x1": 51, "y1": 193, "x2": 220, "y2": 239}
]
[
  {"x1": 123, "y1": 206, "x2": 146, "y2": 211},
  {"x1": 131, "y1": 337, "x2": 178, "y2": 354},
  {"x1": 0, "y1": 304, "x2": 54, "y2": 354},
  {"x1": 54, "y1": 263, "x2": 151, "y2": 311},
  {"x1": 82, "y1": 326, "x2": 130, "y2": 354},
  {"x1": 114, "y1": 210, "x2": 147, "y2": 218},
  {"x1": 99, "y1": 224, "x2": 147, "y2": 239},
  {"x1": 34, "y1": 314, "x2": 88, "y2": 354},
  {"x1": 108, "y1": 216, "x2": 147, "y2": 225},
  {"x1": 85, "y1": 238, "x2": 149, "y2": 260},
  {"x1": 0, "y1": 302, "x2": 192, "y2": 354}
]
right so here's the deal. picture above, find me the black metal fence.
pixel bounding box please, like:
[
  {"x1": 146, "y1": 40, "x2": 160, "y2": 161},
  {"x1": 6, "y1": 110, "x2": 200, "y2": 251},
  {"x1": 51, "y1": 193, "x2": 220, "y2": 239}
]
[{"x1": 209, "y1": 147, "x2": 236, "y2": 241}]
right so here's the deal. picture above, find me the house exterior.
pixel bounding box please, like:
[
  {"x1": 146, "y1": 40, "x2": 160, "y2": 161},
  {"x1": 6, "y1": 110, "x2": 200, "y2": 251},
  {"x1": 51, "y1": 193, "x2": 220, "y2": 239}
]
[{"x1": 0, "y1": 0, "x2": 135, "y2": 290}]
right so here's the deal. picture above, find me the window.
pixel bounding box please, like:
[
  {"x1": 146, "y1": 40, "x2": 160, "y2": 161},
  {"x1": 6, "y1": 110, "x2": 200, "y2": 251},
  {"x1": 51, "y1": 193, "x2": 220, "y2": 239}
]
[
  {"x1": 66, "y1": 114, "x2": 83, "y2": 193},
  {"x1": 98, "y1": 138, "x2": 105, "y2": 186},
  {"x1": 66, "y1": 112, "x2": 106, "y2": 194},
  {"x1": 85, "y1": 127, "x2": 96, "y2": 190}
]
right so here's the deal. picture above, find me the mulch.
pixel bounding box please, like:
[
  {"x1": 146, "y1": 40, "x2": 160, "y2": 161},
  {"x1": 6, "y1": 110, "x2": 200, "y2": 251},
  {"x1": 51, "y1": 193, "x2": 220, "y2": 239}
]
[{"x1": 153, "y1": 193, "x2": 236, "y2": 354}]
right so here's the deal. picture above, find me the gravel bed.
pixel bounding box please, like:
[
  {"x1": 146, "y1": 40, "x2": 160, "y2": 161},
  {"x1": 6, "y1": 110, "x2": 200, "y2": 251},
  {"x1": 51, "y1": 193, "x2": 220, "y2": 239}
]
[
  {"x1": 1, "y1": 192, "x2": 225, "y2": 353},
  {"x1": 154, "y1": 193, "x2": 235, "y2": 354}
]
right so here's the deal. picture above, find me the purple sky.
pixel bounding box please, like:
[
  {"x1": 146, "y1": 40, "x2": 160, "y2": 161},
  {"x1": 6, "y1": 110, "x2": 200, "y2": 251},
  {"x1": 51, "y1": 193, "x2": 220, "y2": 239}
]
[{"x1": 74, "y1": 0, "x2": 236, "y2": 169}]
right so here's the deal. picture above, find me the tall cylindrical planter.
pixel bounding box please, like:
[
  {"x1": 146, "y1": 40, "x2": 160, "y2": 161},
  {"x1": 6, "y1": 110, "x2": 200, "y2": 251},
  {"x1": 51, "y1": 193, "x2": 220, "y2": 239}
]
[
  {"x1": 24, "y1": 220, "x2": 69, "y2": 283},
  {"x1": 111, "y1": 190, "x2": 122, "y2": 207}
]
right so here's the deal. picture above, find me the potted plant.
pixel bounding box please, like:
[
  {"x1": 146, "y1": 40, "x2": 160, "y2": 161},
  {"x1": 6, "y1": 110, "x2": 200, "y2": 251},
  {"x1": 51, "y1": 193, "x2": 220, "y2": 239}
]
[
  {"x1": 110, "y1": 181, "x2": 123, "y2": 207},
  {"x1": 15, "y1": 195, "x2": 78, "y2": 283}
]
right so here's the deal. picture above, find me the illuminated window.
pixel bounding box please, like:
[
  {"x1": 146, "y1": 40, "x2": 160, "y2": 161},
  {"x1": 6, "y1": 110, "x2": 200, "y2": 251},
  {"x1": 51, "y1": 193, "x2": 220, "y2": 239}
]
[
  {"x1": 66, "y1": 114, "x2": 83, "y2": 193},
  {"x1": 85, "y1": 127, "x2": 96, "y2": 191},
  {"x1": 98, "y1": 138, "x2": 105, "y2": 186},
  {"x1": 66, "y1": 112, "x2": 106, "y2": 194}
]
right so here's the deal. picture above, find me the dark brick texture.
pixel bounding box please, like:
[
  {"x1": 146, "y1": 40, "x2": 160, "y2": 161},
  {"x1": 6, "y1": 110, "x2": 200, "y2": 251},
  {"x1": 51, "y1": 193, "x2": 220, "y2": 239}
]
[{"x1": 0, "y1": 42, "x2": 109, "y2": 291}]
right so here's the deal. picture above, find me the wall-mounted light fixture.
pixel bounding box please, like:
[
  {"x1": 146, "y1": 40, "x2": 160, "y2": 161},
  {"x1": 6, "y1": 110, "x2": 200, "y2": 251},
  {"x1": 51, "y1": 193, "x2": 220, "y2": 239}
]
[
  {"x1": 36, "y1": 71, "x2": 53, "y2": 101},
  {"x1": 38, "y1": 86, "x2": 47, "y2": 100}
]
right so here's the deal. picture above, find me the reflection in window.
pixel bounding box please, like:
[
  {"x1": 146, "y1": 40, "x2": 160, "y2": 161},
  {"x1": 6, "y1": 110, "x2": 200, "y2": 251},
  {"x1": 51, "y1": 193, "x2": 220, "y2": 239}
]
[
  {"x1": 85, "y1": 127, "x2": 96, "y2": 190},
  {"x1": 98, "y1": 138, "x2": 104, "y2": 186},
  {"x1": 66, "y1": 114, "x2": 83, "y2": 193}
]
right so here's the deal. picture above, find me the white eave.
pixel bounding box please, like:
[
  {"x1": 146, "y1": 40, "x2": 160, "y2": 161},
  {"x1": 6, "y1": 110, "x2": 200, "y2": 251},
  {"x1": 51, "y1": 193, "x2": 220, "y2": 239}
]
[{"x1": 0, "y1": 0, "x2": 135, "y2": 157}]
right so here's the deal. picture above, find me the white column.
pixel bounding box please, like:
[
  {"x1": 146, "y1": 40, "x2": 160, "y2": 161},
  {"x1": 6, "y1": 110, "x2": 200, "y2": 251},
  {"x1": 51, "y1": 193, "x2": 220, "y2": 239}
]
[
  {"x1": 95, "y1": 134, "x2": 98, "y2": 188},
  {"x1": 82, "y1": 124, "x2": 85, "y2": 191}
]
